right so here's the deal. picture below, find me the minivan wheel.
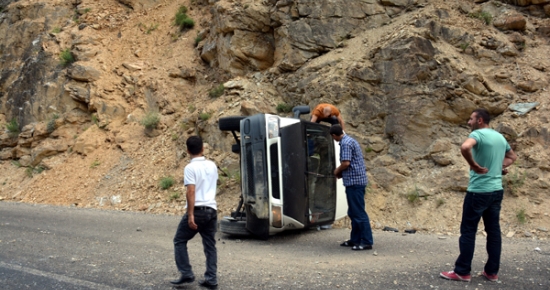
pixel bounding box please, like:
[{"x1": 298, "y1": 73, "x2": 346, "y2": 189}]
[
  {"x1": 219, "y1": 116, "x2": 245, "y2": 132},
  {"x1": 220, "y1": 218, "x2": 250, "y2": 236}
]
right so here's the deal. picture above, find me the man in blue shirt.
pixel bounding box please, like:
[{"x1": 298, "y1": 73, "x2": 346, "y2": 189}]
[
  {"x1": 441, "y1": 109, "x2": 517, "y2": 283},
  {"x1": 330, "y1": 125, "x2": 373, "y2": 250}
]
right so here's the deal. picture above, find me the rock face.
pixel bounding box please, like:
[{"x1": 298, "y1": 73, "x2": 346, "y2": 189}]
[{"x1": 0, "y1": 0, "x2": 549, "y2": 234}]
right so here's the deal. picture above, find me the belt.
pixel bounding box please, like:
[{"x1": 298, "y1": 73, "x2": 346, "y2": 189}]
[{"x1": 194, "y1": 206, "x2": 215, "y2": 211}]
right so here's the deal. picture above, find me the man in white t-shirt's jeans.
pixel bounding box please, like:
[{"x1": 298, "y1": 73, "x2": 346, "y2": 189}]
[{"x1": 171, "y1": 136, "x2": 219, "y2": 289}]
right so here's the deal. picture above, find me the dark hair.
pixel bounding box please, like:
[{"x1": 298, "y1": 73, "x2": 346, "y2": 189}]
[
  {"x1": 186, "y1": 136, "x2": 203, "y2": 155},
  {"x1": 473, "y1": 108, "x2": 491, "y2": 124},
  {"x1": 329, "y1": 124, "x2": 343, "y2": 136}
]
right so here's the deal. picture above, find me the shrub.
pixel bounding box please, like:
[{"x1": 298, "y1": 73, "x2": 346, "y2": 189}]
[
  {"x1": 5, "y1": 119, "x2": 20, "y2": 136},
  {"x1": 60, "y1": 48, "x2": 75, "y2": 66},
  {"x1": 436, "y1": 198, "x2": 445, "y2": 208},
  {"x1": 47, "y1": 119, "x2": 56, "y2": 133},
  {"x1": 160, "y1": 176, "x2": 175, "y2": 190},
  {"x1": 459, "y1": 42, "x2": 469, "y2": 52},
  {"x1": 194, "y1": 34, "x2": 203, "y2": 47},
  {"x1": 188, "y1": 104, "x2": 196, "y2": 113},
  {"x1": 175, "y1": 6, "x2": 195, "y2": 30},
  {"x1": 91, "y1": 114, "x2": 99, "y2": 125},
  {"x1": 364, "y1": 147, "x2": 374, "y2": 153},
  {"x1": 169, "y1": 191, "x2": 181, "y2": 201},
  {"x1": 516, "y1": 209, "x2": 526, "y2": 224},
  {"x1": 276, "y1": 103, "x2": 293, "y2": 113},
  {"x1": 406, "y1": 185, "x2": 421, "y2": 204},
  {"x1": 51, "y1": 27, "x2": 61, "y2": 34},
  {"x1": 504, "y1": 167, "x2": 526, "y2": 195},
  {"x1": 208, "y1": 84, "x2": 225, "y2": 98},
  {"x1": 140, "y1": 111, "x2": 160, "y2": 129},
  {"x1": 90, "y1": 159, "x2": 100, "y2": 168},
  {"x1": 199, "y1": 112, "x2": 211, "y2": 121},
  {"x1": 469, "y1": 11, "x2": 492, "y2": 25}
]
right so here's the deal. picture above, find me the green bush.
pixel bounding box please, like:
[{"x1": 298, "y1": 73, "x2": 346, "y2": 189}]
[
  {"x1": 160, "y1": 176, "x2": 175, "y2": 190},
  {"x1": 51, "y1": 27, "x2": 61, "y2": 34},
  {"x1": 140, "y1": 111, "x2": 160, "y2": 129},
  {"x1": 194, "y1": 34, "x2": 203, "y2": 47},
  {"x1": 199, "y1": 112, "x2": 211, "y2": 121},
  {"x1": 469, "y1": 11, "x2": 492, "y2": 25},
  {"x1": 5, "y1": 119, "x2": 20, "y2": 136},
  {"x1": 90, "y1": 159, "x2": 100, "y2": 169},
  {"x1": 60, "y1": 48, "x2": 75, "y2": 66},
  {"x1": 47, "y1": 119, "x2": 56, "y2": 133},
  {"x1": 169, "y1": 191, "x2": 181, "y2": 201},
  {"x1": 276, "y1": 103, "x2": 293, "y2": 113},
  {"x1": 175, "y1": 6, "x2": 195, "y2": 30},
  {"x1": 516, "y1": 209, "x2": 526, "y2": 224},
  {"x1": 209, "y1": 84, "x2": 225, "y2": 98}
]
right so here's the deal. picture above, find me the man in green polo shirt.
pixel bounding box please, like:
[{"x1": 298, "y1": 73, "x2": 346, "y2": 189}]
[{"x1": 441, "y1": 108, "x2": 517, "y2": 283}]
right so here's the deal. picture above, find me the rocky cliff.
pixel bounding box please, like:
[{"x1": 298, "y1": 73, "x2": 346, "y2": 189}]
[{"x1": 0, "y1": 0, "x2": 549, "y2": 237}]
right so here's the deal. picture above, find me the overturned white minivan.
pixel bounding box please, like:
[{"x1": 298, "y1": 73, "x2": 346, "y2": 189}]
[{"x1": 218, "y1": 106, "x2": 347, "y2": 239}]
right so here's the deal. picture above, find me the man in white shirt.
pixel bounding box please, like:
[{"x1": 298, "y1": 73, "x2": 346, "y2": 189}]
[{"x1": 171, "y1": 136, "x2": 219, "y2": 289}]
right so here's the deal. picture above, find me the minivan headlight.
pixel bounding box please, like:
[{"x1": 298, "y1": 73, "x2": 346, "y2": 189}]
[{"x1": 267, "y1": 116, "x2": 279, "y2": 139}]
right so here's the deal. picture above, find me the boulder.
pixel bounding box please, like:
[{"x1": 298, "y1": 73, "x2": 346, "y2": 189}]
[{"x1": 68, "y1": 65, "x2": 101, "y2": 82}]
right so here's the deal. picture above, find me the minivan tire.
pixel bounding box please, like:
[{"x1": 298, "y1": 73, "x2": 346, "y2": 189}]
[
  {"x1": 220, "y1": 218, "x2": 250, "y2": 236},
  {"x1": 219, "y1": 116, "x2": 245, "y2": 132}
]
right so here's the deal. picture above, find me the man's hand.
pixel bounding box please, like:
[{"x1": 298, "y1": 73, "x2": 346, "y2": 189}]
[
  {"x1": 470, "y1": 164, "x2": 488, "y2": 174},
  {"x1": 188, "y1": 215, "x2": 198, "y2": 230},
  {"x1": 502, "y1": 168, "x2": 509, "y2": 175}
]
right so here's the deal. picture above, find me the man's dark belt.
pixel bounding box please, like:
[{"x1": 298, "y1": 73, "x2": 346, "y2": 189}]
[{"x1": 194, "y1": 206, "x2": 215, "y2": 211}]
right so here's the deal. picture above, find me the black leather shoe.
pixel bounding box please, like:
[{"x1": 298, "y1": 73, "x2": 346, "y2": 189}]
[
  {"x1": 199, "y1": 279, "x2": 218, "y2": 289},
  {"x1": 170, "y1": 275, "x2": 195, "y2": 285}
]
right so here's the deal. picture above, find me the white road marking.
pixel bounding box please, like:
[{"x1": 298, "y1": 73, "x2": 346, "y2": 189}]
[{"x1": 0, "y1": 261, "x2": 124, "y2": 290}]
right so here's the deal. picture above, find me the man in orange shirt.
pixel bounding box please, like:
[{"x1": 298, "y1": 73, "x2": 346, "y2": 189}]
[{"x1": 310, "y1": 103, "x2": 345, "y2": 131}]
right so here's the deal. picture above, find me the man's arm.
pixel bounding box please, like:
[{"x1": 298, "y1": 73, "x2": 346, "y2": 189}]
[
  {"x1": 186, "y1": 184, "x2": 198, "y2": 230},
  {"x1": 336, "y1": 115, "x2": 345, "y2": 131},
  {"x1": 310, "y1": 115, "x2": 318, "y2": 123},
  {"x1": 460, "y1": 137, "x2": 488, "y2": 174},
  {"x1": 501, "y1": 149, "x2": 517, "y2": 175},
  {"x1": 334, "y1": 160, "x2": 350, "y2": 178}
]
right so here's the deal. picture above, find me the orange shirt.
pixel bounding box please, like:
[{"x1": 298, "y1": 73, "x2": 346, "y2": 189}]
[{"x1": 312, "y1": 104, "x2": 340, "y2": 118}]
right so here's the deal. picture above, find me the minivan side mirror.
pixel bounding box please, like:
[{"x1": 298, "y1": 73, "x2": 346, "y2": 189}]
[{"x1": 292, "y1": 106, "x2": 310, "y2": 119}]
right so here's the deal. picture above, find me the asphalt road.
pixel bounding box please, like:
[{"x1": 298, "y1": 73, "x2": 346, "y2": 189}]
[{"x1": 1, "y1": 202, "x2": 549, "y2": 290}]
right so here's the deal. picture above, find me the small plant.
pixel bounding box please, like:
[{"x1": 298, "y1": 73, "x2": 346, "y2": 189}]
[
  {"x1": 145, "y1": 23, "x2": 159, "y2": 34},
  {"x1": 90, "y1": 159, "x2": 100, "y2": 168},
  {"x1": 83, "y1": 8, "x2": 91, "y2": 14},
  {"x1": 175, "y1": 5, "x2": 195, "y2": 30},
  {"x1": 140, "y1": 111, "x2": 160, "y2": 130},
  {"x1": 5, "y1": 119, "x2": 20, "y2": 137},
  {"x1": 91, "y1": 114, "x2": 99, "y2": 125},
  {"x1": 406, "y1": 185, "x2": 421, "y2": 204},
  {"x1": 436, "y1": 198, "x2": 445, "y2": 208},
  {"x1": 51, "y1": 27, "x2": 61, "y2": 34},
  {"x1": 171, "y1": 133, "x2": 179, "y2": 141},
  {"x1": 365, "y1": 147, "x2": 374, "y2": 153},
  {"x1": 160, "y1": 176, "x2": 175, "y2": 190},
  {"x1": 25, "y1": 167, "x2": 34, "y2": 178},
  {"x1": 169, "y1": 191, "x2": 181, "y2": 201},
  {"x1": 517, "y1": 41, "x2": 526, "y2": 51},
  {"x1": 47, "y1": 119, "x2": 56, "y2": 133},
  {"x1": 208, "y1": 84, "x2": 225, "y2": 98},
  {"x1": 194, "y1": 34, "x2": 203, "y2": 47},
  {"x1": 276, "y1": 103, "x2": 293, "y2": 113},
  {"x1": 60, "y1": 48, "x2": 75, "y2": 66},
  {"x1": 504, "y1": 167, "x2": 526, "y2": 195},
  {"x1": 199, "y1": 112, "x2": 211, "y2": 121},
  {"x1": 11, "y1": 160, "x2": 22, "y2": 167},
  {"x1": 188, "y1": 104, "x2": 196, "y2": 113},
  {"x1": 459, "y1": 42, "x2": 469, "y2": 52},
  {"x1": 516, "y1": 209, "x2": 526, "y2": 224},
  {"x1": 469, "y1": 11, "x2": 492, "y2": 25}
]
